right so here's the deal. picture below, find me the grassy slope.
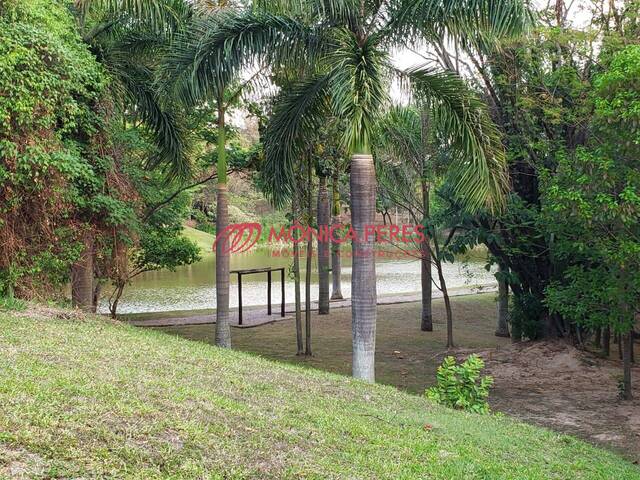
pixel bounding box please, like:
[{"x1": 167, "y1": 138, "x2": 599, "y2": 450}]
[
  {"x1": 182, "y1": 226, "x2": 215, "y2": 257},
  {"x1": 0, "y1": 311, "x2": 638, "y2": 480}
]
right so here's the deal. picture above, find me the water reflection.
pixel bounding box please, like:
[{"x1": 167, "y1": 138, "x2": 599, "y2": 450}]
[{"x1": 99, "y1": 247, "x2": 495, "y2": 314}]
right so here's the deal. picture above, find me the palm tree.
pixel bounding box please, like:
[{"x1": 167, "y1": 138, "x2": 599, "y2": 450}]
[
  {"x1": 162, "y1": 1, "x2": 267, "y2": 348},
  {"x1": 317, "y1": 173, "x2": 331, "y2": 315},
  {"x1": 164, "y1": 0, "x2": 529, "y2": 381},
  {"x1": 330, "y1": 169, "x2": 345, "y2": 300}
]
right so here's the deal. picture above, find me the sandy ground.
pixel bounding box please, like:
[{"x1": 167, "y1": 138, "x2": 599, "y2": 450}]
[{"x1": 471, "y1": 341, "x2": 640, "y2": 463}]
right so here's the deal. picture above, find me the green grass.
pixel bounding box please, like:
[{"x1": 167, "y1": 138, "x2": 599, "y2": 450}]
[
  {"x1": 1, "y1": 309, "x2": 638, "y2": 479},
  {"x1": 182, "y1": 225, "x2": 216, "y2": 256}
]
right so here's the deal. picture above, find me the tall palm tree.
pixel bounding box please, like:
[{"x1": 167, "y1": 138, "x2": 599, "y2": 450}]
[
  {"x1": 162, "y1": 1, "x2": 266, "y2": 348},
  {"x1": 317, "y1": 173, "x2": 331, "y2": 315},
  {"x1": 376, "y1": 106, "x2": 489, "y2": 348},
  {"x1": 165, "y1": 0, "x2": 529, "y2": 381},
  {"x1": 330, "y1": 169, "x2": 345, "y2": 300}
]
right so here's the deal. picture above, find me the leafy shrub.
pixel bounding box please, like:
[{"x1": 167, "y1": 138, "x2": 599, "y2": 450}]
[
  {"x1": 426, "y1": 355, "x2": 493, "y2": 414},
  {"x1": 510, "y1": 292, "x2": 545, "y2": 340},
  {"x1": 0, "y1": 296, "x2": 27, "y2": 312}
]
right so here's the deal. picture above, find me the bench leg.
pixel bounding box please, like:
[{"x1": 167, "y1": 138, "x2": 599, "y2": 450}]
[
  {"x1": 281, "y1": 268, "x2": 285, "y2": 317},
  {"x1": 238, "y1": 273, "x2": 243, "y2": 325}
]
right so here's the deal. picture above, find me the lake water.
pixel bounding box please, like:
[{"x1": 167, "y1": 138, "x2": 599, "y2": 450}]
[{"x1": 99, "y1": 246, "x2": 496, "y2": 314}]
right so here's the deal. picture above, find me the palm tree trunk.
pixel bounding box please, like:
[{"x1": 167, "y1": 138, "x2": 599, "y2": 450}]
[
  {"x1": 350, "y1": 153, "x2": 377, "y2": 382},
  {"x1": 495, "y1": 265, "x2": 510, "y2": 337},
  {"x1": 215, "y1": 102, "x2": 231, "y2": 348},
  {"x1": 420, "y1": 179, "x2": 432, "y2": 331},
  {"x1": 623, "y1": 329, "x2": 633, "y2": 400},
  {"x1": 71, "y1": 231, "x2": 94, "y2": 312},
  {"x1": 317, "y1": 175, "x2": 330, "y2": 314},
  {"x1": 331, "y1": 172, "x2": 343, "y2": 300},
  {"x1": 305, "y1": 158, "x2": 313, "y2": 356},
  {"x1": 292, "y1": 201, "x2": 304, "y2": 355}
]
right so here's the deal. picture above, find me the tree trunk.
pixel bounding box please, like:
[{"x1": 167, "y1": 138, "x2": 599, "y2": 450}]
[
  {"x1": 618, "y1": 333, "x2": 623, "y2": 360},
  {"x1": 292, "y1": 202, "x2": 304, "y2": 355},
  {"x1": 419, "y1": 110, "x2": 433, "y2": 332},
  {"x1": 91, "y1": 280, "x2": 101, "y2": 314},
  {"x1": 420, "y1": 179, "x2": 432, "y2": 332},
  {"x1": 436, "y1": 258, "x2": 454, "y2": 349},
  {"x1": 215, "y1": 103, "x2": 231, "y2": 348},
  {"x1": 71, "y1": 231, "x2": 94, "y2": 312},
  {"x1": 622, "y1": 330, "x2": 633, "y2": 400},
  {"x1": 350, "y1": 153, "x2": 377, "y2": 382},
  {"x1": 305, "y1": 159, "x2": 313, "y2": 356},
  {"x1": 495, "y1": 265, "x2": 510, "y2": 337},
  {"x1": 109, "y1": 283, "x2": 125, "y2": 319},
  {"x1": 602, "y1": 325, "x2": 611, "y2": 357},
  {"x1": 317, "y1": 175, "x2": 330, "y2": 314},
  {"x1": 594, "y1": 327, "x2": 602, "y2": 350},
  {"x1": 331, "y1": 172, "x2": 343, "y2": 300}
]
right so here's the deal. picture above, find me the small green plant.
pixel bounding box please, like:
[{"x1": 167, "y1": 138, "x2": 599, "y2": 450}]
[
  {"x1": 426, "y1": 355, "x2": 493, "y2": 414},
  {"x1": 0, "y1": 296, "x2": 27, "y2": 312}
]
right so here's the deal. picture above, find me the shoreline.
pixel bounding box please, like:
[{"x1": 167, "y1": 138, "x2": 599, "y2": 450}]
[{"x1": 120, "y1": 283, "x2": 498, "y2": 325}]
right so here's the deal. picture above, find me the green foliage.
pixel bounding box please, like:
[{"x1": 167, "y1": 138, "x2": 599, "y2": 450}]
[
  {"x1": 0, "y1": 296, "x2": 27, "y2": 312},
  {"x1": 543, "y1": 46, "x2": 640, "y2": 336},
  {"x1": 426, "y1": 355, "x2": 493, "y2": 414},
  {"x1": 0, "y1": 0, "x2": 107, "y2": 296},
  {"x1": 165, "y1": 1, "x2": 527, "y2": 209},
  {"x1": 510, "y1": 291, "x2": 545, "y2": 340},
  {"x1": 133, "y1": 226, "x2": 201, "y2": 275}
]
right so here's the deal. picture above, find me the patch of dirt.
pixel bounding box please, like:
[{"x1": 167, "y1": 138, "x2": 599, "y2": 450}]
[
  {"x1": 12, "y1": 302, "x2": 88, "y2": 322},
  {"x1": 471, "y1": 341, "x2": 640, "y2": 462},
  {"x1": 0, "y1": 444, "x2": 47, "y2": 479}
]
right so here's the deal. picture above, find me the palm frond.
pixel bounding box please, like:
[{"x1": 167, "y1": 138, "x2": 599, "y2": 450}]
[
  {"x1": 161, "y1": 10, "x2": 324, "y2": 106},
  {"x1": 328, "y1": 30, "x2": 390, "y2": 153},
  {"x1": 114, "y1": 61, "x2": 193, "y2": 179},
  {"x1": 254, "y1": 0, "x2": 361, "y2": 26},
  {"x1": 402, "y1": 66, "x2": 508, "y2": 213},
  {"x1": 374, "y1": 106, "x2": 423, "y2": 170},
  {"x1": 262, "y1": 73, "x2": 332, "y2": 207},
  {"x1": 389, "y1": 0, "x2": 533, "y2": 49},
  {"x1": 75, "y1": 0, "x2": 191, "y2": 32},
  {"x1": 375, "y1": 154, "x2": 422, "y2": 215}
]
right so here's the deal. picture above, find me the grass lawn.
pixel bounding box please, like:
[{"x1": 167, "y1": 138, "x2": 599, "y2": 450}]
[
  {"x1": 182, "y1": 226, "x2": 215, "y2": 256},
  {"x1": 1, "y1": 308, "x2": 639, "y2": 479}
]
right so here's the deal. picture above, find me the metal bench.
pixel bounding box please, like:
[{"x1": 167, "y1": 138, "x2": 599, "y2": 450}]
[{"x1": 230, "y1": 267, "x2": 286, "y2": 325}]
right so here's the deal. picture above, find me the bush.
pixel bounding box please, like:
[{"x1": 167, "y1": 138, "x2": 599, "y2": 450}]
[
  {"x1": 0, "y1": 296, "x2": 27, "y2": 312},
  {"x1": 426, "y1": 355, "x2": 493, "y2": 414}
]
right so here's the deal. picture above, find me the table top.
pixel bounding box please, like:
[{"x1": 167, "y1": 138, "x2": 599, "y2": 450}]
[{"x1": 230, "y1": 267, "x2": 285, "y2": 275}]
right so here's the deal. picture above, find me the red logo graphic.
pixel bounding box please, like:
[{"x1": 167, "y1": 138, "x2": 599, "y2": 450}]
[{"x1": 213, "y1": 223, "x2": 262, "y2": 255}]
